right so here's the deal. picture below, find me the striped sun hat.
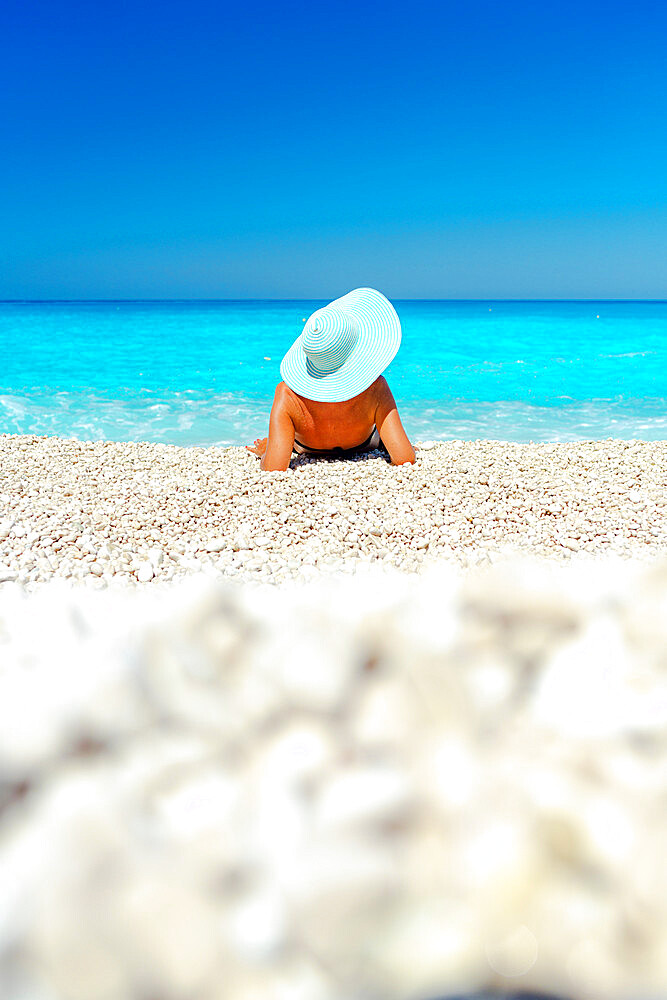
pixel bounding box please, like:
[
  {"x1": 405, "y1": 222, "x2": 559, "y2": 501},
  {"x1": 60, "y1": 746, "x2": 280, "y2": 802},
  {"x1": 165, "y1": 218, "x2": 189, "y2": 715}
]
[{"x1": 280, "y1": 288, "x2": 401, "y2": 402}]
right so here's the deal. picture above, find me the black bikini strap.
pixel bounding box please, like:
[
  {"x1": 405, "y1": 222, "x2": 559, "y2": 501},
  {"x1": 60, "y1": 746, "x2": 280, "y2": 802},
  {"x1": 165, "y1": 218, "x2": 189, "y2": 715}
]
[{"x1": 294, "y1": 427, "x2": 375, "y2": 455}]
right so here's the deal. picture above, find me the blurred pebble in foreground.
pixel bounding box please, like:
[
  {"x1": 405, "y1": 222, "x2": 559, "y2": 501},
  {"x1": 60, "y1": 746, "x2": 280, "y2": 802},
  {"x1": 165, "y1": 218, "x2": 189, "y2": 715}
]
[{"x1": 1, "y1": 557, "x2": 667, "y2": 1000}]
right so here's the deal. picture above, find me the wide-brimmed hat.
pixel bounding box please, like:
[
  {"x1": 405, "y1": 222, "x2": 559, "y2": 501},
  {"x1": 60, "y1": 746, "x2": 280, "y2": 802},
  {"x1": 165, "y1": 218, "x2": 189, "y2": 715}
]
[{"x1": 280, "y1": 288, "x2": 401, "y2": 402}]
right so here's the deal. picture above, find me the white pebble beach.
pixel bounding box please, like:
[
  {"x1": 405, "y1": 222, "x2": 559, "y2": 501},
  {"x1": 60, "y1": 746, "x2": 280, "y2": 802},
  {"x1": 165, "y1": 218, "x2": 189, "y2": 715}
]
[
  {"x1": 2, "y1": 431, "x2": 667, "y2": 1000},
  {"x1": 2, "y1": 433, "x2": 667, "y2": 589}
]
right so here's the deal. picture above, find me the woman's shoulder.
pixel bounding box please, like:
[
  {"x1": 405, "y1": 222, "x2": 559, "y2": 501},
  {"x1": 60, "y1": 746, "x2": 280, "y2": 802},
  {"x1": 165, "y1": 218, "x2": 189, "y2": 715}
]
[
  {"x1": 367, "y1": 375, "x2": 392, "y2": 400},
  {"x1": 275, "y1": 381, "x2": 307, "y2": 420}
]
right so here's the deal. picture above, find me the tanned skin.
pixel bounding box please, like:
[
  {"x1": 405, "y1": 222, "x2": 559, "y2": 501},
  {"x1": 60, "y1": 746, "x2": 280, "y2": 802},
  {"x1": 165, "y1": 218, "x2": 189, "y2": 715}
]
[{"x1": 246, "y1": 376, "x2": 416, "y2": 471}]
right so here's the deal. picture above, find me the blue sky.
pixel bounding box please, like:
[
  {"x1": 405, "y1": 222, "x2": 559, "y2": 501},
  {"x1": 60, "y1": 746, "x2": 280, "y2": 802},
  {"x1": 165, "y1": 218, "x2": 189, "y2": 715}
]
[{"x1": 1, "y1": 0, "x2": 666, "y2": 298}]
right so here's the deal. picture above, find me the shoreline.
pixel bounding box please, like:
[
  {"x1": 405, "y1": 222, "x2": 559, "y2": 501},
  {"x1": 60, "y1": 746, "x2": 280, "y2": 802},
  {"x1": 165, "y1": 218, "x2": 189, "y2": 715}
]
[{"x1": 2, "y1": 432, "x2": 667, "y2": 590}]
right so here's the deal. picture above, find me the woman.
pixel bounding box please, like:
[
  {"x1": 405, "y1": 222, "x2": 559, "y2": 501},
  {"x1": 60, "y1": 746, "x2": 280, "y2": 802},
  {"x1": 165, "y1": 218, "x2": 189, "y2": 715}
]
[{"x1": 246, "y1": 288, "x2": 415, "y2": 471}]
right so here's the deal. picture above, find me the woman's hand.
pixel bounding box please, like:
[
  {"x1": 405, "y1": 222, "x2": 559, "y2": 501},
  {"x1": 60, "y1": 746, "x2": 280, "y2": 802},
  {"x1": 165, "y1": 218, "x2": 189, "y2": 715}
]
[{"x1": 245, "y1": 437, "x2": 268, "y2": 457}]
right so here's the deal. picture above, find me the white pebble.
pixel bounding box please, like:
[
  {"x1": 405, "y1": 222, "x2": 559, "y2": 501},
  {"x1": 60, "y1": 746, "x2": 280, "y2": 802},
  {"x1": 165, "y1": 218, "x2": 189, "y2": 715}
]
[{"x1": 136, "y1": 562, "x2": 155, "y2": 582}]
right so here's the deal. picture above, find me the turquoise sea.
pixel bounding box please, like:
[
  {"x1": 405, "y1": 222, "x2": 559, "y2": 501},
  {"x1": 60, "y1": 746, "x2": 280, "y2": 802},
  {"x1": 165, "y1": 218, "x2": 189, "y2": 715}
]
[{"x1": 1, "y1": 300, "x2": 666, "y2": 446}]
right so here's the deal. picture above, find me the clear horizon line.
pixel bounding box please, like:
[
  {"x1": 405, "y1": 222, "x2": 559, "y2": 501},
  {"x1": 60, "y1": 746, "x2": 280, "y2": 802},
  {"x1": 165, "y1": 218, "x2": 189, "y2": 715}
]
[{"x1": 2, "y1": 297, "x2": 667, "y2": 304}]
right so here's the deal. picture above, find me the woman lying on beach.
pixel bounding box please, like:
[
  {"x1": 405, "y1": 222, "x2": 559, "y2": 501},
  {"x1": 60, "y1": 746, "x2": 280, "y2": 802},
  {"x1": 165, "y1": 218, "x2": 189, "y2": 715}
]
[{"x1": 246, "y1": 288, "x2": 416, "y2": 471}]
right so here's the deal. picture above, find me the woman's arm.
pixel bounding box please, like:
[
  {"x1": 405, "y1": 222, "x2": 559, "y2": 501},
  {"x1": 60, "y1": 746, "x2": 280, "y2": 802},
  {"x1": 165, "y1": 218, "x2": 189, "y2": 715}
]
[
  {"x1": 374, "y1": 377, "x2": 416, "y2": 465},
  {"x1": 245, "y1": 383, "x2": 295, "y2": 471}
]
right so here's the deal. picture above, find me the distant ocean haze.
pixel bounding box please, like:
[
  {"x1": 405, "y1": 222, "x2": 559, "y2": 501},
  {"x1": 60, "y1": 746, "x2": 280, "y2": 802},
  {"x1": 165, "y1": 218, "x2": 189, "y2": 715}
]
[{"x1": 1, "y1": 299, "x2": 666, "y2": 445}]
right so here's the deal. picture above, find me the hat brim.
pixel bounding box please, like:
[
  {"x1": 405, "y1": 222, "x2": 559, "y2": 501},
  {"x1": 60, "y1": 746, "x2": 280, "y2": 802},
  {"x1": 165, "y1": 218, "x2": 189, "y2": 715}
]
[{"x1": 280, "y1": 288, "x2": 401, "y2": 402}]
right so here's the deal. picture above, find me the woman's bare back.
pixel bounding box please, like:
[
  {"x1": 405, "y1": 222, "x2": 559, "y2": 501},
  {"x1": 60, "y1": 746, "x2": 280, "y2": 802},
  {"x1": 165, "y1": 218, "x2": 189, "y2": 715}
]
[
  {"x1": 284, "y1": 380, "x2": 380, "y2": 451},
  {"x1": 247, "y1": 375, "x2": 415, "y2": 470}
]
